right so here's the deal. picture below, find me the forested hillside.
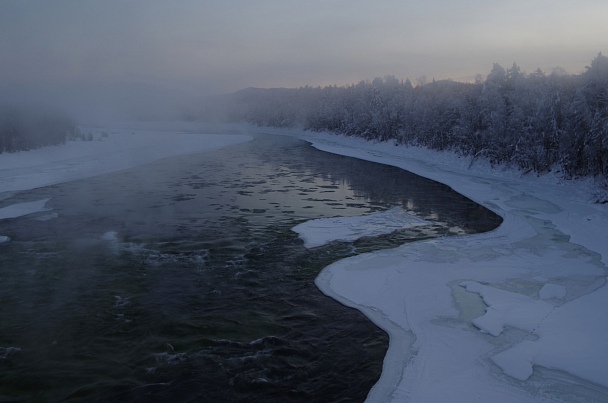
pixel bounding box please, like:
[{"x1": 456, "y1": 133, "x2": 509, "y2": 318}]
[
  {"x1": 0, "y1": 105, "x2": 76, "y2": 153},
  {"x1": 228, "y1": 53, "x2": 608, "y2": 179}
]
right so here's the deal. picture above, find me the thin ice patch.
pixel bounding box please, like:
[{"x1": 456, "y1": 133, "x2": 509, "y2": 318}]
[
  {"x1": 0, "y1": 199, "x2": 51, "y2": 220},
  {"x1": 293, "y1": 206, "x2": 432, "y2": 248}
]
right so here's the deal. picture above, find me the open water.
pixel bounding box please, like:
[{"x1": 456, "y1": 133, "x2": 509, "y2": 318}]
[{"x1": 0, "y1": 133, "x2": 501, "y2": 402}]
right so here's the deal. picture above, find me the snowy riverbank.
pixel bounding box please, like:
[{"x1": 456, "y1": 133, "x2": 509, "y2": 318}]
[
  {"x1": 279, "y1": 129, "x2": 608, "y2": 402},
  {"x1": 0, "y1": 124, "x2": 252, "y2": 195}
]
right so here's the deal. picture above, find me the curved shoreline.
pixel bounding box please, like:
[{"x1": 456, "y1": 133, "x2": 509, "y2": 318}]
[{"x1": 296, "y1": 130, "x2": 608, "y2": 402}]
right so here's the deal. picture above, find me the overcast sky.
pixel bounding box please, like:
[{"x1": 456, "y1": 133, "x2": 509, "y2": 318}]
[{"x1": 1, "y1": 0, "x2": 607, "y2": 118}]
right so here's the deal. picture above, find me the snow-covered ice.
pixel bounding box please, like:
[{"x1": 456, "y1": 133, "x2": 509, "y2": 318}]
[
  {"x1": 0, "y1": 199, "x2": 52, "y2": 243},
  {"x1": 2, "y1": 122, "x2": 608, "y2": 402},
  {"x1": 0, "y1": 199, "x2": 53, "y2": 243},
  {"x1": 0, "y1": 199, "x2": 50, "y2": 220},
  {"x1": 459, "y1": 280, "x2": 556, "y2": 338},
  {"x1": 538, "y1": 283, "x2": 568, "y2": 300},
  {"x1": 292, "y1": 206, "x2": 431, "y2": 248},
  {"x1": 491, "y1": 279, "x2": 608, "y2": 387}
]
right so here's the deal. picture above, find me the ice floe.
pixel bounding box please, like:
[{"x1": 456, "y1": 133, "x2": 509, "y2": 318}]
[
  {"x1": 0, "y1": 199, "x2": 50, "y2": 220},
  {"x1": 292, "y1": 206, "x2": 431, "y2": 248}
]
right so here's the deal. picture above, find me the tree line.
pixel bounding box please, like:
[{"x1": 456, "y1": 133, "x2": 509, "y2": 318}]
[
  {"x1": 227, "y1": 53, "x2": 608, "y2": 179},
  {"x1": 0, "y1": 104, "x2": 77, "y2": 153}
]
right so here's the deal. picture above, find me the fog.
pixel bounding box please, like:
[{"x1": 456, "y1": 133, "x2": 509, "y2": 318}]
[
  {"x1": 1, "y1": 0, "x2": 607, "y2": 123},
  {"x1": 0, "y1": 82, "x2": 194, "y2": 123}
]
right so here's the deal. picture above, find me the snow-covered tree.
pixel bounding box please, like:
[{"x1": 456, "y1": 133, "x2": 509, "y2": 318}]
[{"x1": 224, "y1": 54, "x2": 608, "y2": 179}]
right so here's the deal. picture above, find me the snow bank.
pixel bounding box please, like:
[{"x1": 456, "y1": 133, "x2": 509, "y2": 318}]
[
  {"x1": 0, "y1": 125, "x2": 252, "y2": 194},
  {"x1": 292, "y1": 206, "x2": 431, "y2": 248},
  {"x1": 252, "y1": 127, "x2": 608, "y2": 402}
]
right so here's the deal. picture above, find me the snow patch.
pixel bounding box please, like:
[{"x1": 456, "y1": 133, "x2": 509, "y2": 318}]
[
  {"x1": 292, "y1": 206, "x2": 432, "y2": 248},
  {"x1": 538, "y1": 283, "x2": 567, "y2": 300},
  {"x1": 491, "y1": 279, "x2": 608, "y2": 387},
  {"x1": 0, "y1": 199, "x2": 51, "y2": 220},
  {"x1": 460, "y1": 281, "x2": 554, "y2": 337}
]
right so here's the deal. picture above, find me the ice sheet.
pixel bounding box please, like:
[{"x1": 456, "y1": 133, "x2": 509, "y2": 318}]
[
  {"x1": 460, "y1": 281, "x2": 555, "y2": 337},
  {"x1": 0, "y1": 199, "x2": 50, "y2": 220},
  {"x1": 292, "y1": 206, "x2": 431, "y2": 248},
  {"x1": 491, "y1": 278, "x2": 608, "y2": 387}
]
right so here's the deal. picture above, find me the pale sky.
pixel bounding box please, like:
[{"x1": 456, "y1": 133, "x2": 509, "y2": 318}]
[{"x1": 1, "y1": 1, "x2": 607, "y2": 118}]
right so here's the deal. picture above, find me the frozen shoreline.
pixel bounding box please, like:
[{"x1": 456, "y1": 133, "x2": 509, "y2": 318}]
[{"x1": 283, "y1": 129, "x2": 608, "y2": 402}]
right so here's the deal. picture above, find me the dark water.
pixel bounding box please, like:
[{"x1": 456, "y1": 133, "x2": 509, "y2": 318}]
[{"x1": 0, "y1": 133, "x2": 501, "y2": 402}]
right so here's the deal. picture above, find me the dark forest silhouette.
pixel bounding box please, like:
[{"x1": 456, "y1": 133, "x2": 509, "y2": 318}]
[{"x1": 0, "y1": 105, "x2": 76, "y2": 153}]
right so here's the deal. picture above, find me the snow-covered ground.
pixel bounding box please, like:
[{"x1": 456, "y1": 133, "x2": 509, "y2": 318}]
[{"x1": 2, "y1": 123, "x2": 607, "y2": 402}]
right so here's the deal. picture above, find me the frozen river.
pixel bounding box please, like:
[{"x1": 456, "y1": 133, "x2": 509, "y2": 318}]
[{"x1": 0, "y1": 132, "x2": 500, "y2": 401}]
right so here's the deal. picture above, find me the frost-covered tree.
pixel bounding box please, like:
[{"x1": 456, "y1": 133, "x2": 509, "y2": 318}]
[{"x1": 223, "y1": 54, "x2": 608, "y2": 179}]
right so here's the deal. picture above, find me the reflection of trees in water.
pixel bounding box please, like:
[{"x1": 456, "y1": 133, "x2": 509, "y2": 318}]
[{"x1": 250, "y1": 134, "x2": 501, "y2": 232}]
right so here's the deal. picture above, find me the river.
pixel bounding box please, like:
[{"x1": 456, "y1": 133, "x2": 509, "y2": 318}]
[{"x1": 0, "y1": 133, "x2": 501, "y2": 402}]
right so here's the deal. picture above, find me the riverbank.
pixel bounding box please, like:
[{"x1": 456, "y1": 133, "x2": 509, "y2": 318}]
[
  {"x1": 0, "y1": 124, "x2": 251, "y2": 195},
  {"x1": 272, "y1": 128, "x2": 608, "y2": 402}
]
